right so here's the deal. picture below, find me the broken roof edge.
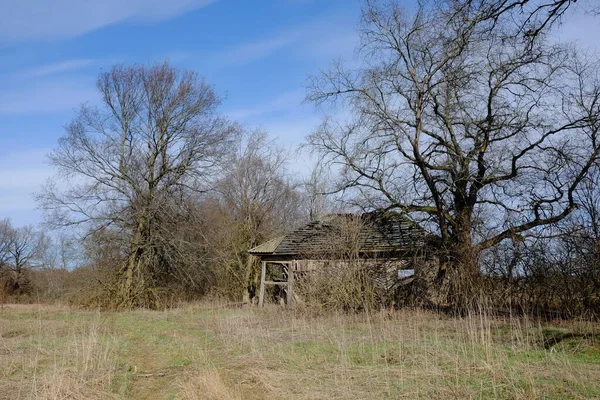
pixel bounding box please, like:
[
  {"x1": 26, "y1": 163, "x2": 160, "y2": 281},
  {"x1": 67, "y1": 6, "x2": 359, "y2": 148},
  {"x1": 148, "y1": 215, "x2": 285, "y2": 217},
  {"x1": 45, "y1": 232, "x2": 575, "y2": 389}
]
[{"x1": 248, "y1": 236, "x2": 285, "y2": 255}]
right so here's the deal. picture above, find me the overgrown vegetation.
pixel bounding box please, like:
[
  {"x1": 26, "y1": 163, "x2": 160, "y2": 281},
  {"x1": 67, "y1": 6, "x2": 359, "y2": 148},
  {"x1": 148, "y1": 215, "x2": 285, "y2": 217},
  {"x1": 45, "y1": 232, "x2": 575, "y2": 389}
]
[
  {"x1": 1, "y1": 0, "x2": 599, "y2": 316},
  {"x1": 2, "y1": 303, "x2": 600, "y2": 399}
]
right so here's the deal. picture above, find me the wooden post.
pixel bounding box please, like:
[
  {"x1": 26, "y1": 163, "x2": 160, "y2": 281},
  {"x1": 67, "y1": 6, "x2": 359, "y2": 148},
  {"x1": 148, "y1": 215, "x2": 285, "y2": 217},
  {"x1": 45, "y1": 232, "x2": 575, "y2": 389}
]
[
  {"x1": 258, "y1": 261, "x2": 266, "y2": 307},
  {"x1": 286, "y1": 262, "x2": 295, "y2": 306}
]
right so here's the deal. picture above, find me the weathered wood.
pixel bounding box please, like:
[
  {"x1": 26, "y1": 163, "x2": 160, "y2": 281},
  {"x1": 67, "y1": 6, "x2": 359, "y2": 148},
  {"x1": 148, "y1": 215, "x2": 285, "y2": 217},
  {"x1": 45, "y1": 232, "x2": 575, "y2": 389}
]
[
  {"x1": 249, "y1": 213, "x2": 436, "y2": 260},
  {"x1": 264, "y1": 280, "x2": 287, "y2": 286},
  {"x1": 258, "y1": 261, "x2": 266, "y2": 307},
  {"x1": 287, "y1": 262, "x2": 295, "y2": 306}
]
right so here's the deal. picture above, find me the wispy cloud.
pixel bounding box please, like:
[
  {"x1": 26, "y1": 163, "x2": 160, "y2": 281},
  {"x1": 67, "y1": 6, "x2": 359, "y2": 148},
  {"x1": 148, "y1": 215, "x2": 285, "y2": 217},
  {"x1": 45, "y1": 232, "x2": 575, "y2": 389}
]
[
  {"x1": 558, "y1": 8, "x2": 600, "y2": 53},
  {"x1": 0, "y1": 78, "x2": 97, "y2": 115},
  {"x1": 311, "y1": 32, "x2": 358, "y2": 58},
  {"x1": 262, "y1": 114, "x2": 322, "y2": 145},
  {"x1": 0, "y1": 149, "x2": 51, "y2": 191},
  {"x1": 215, "y1": 34, "x2": 301, "y2": 66},
  {"x1": 226, "y1": 88, "x2": 325, "y2": 156},
  {"x1": 214, "y1": 11, "x2": 358, "y2": 66},
  {"x1": 228, "y1": 89, "x2": 305, "y2": 120},
  {"x1": 17, "y1": 59, "x2": 93, "y2": 80},
  {"x1": 0, "y1": 0, "x2": 218, "y2": 44},
  {"x1": 0, "y1": 148, "x2": 52, "y2": 225}
]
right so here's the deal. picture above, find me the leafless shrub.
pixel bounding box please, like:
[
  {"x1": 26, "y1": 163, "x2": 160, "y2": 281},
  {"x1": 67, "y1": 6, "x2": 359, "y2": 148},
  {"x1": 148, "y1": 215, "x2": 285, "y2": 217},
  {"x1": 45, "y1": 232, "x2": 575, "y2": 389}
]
[{"x1": 294, "y1": 216, "x2": 379, "y2": 312}]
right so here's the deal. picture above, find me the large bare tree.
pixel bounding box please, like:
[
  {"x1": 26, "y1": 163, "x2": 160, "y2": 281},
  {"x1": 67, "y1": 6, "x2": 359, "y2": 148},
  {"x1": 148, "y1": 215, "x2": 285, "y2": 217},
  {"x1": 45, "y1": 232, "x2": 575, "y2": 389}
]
[
  {"x1": 307, "y1": 0, "x2": 600, "y2": 305},
  {"x1": 39, "y1": 63, "x2": 237, "y2": 308}
]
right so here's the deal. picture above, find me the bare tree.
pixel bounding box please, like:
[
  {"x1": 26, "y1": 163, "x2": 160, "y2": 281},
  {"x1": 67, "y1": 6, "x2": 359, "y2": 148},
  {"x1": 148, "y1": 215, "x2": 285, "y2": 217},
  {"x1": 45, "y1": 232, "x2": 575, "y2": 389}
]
[
  {"x1": 0, "y1": 221, "x2": 47, "y2": 294},
  {"x1": 307, "y1": 0, "x2": 600, "y2": 306},
  {"x1": 302, "y1": 161, "x2": 335, "y2": 221},
  {"x1": 455, "y1": 0, "x2": 597, "y2": 41},
  {"x1": 560, "y1": 165, "x2": 600, "y2": 311},
  {"x1": 8, "y1": 226, "x2": 48, "y2": 292},
  {"x1": 213, "y1": 131, "x2": 304, "y2": 301},
  {"x1": 38, "y1": 63, "x2": 238, "y2": 308},
  {"x1": 0, "y1": 219, "x2": 10, "y2": 270},
  {"x1": 43, "y1": 234, "x2": 81, "y2": 271},
  {"x1": 220, "y1": 131, "x2": 301, "y2": 239}
]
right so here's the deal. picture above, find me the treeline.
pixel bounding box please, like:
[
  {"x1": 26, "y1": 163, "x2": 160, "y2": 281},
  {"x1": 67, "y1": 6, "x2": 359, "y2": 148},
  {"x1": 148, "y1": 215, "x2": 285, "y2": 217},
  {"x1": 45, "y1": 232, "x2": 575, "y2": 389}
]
[
  {"x1": 2, "y1": 0, "x2": 600, "y2": 316},
  {"x1": 1, "y1": 129, "x2": 330, "y2": 306},
  {"x1": 0, "y1": 63, "x2": 334, "y2": 308},
  {"x1": 481, "y1": 172, "x2": 600, "y2": 317}
]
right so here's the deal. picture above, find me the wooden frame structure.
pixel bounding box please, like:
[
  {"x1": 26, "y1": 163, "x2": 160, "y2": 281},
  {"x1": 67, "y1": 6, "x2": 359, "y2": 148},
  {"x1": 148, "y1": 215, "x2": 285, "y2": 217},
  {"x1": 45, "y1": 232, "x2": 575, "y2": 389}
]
[
  {"x1": 257, "y1": 260, "x2": 295, "y2": 307},
  {"x1": 249, "y1": 212, "x2": 439, "y2": 307}
]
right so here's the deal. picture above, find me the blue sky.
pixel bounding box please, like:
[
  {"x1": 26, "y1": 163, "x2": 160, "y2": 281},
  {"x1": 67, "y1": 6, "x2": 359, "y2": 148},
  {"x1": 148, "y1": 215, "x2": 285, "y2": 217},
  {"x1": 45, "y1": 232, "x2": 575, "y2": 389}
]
[
  {"x1": 0, "y1": 0, "x2": 361, "y2": 226},
  {"x1": 0, "y1": 0, "x2": 598, "y2": 227}
]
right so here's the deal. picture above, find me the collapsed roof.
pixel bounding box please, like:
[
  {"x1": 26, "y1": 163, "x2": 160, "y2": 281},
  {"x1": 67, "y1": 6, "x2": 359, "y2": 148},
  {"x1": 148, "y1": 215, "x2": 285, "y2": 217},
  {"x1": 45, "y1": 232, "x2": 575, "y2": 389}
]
[{"x1": 249, "y1": 212, "x2": 438, "y2": 257}]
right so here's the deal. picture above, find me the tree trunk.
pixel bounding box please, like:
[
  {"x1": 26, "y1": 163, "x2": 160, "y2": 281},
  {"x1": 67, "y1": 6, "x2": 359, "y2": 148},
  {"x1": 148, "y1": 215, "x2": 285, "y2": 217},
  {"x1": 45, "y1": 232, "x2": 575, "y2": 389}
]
[
  {"x1": 435, "y1": 208, "x2": 481, "y2": 311},
  {"x1": 119, "y1": 246, "x2": 143, "y2": 308},
  {"x1": 242, "y1": 255, "x2": 257, "y2": 305},
  {"x1": 118, "y1": 222, "x2": 149, "y2": 309}
]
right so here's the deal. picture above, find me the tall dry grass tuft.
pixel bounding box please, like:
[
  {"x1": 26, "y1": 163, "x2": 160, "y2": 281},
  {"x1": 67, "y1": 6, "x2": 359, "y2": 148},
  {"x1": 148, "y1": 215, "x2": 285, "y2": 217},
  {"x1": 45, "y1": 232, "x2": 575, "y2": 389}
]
[
  {"x1": 0, "y1": 305, "x2": 120, "y2": 400},
  {"x1": 178, "y1": 369, "x2": 242, "y2": 400}
]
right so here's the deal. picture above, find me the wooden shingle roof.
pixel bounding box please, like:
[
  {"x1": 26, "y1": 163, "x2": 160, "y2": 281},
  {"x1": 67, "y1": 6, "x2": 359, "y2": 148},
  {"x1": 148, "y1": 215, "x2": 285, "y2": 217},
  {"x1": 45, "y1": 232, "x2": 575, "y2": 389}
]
[{"x1": 249, "y1": 212, "x2": 436, "y2": 257}]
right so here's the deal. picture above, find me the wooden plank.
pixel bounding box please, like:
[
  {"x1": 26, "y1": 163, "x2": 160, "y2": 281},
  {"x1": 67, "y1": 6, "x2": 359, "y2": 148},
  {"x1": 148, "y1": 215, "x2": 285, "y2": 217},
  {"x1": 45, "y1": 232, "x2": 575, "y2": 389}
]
[
  {"x1": 258, "y1": 261, "x2": 266, "y2": 307},
  {"x1": 287, "y1": 262, "x2": 295, "y2": 306},
  {"x1": 264, "y1": 281, "x2": 287, "y2": 286}
]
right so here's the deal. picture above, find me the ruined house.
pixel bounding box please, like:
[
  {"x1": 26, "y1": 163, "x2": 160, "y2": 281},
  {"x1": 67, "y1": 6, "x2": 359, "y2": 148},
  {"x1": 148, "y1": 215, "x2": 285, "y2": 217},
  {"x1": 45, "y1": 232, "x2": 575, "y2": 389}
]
[{"x1": 248, "y1": 211, "x2": 440, "y2": 306}]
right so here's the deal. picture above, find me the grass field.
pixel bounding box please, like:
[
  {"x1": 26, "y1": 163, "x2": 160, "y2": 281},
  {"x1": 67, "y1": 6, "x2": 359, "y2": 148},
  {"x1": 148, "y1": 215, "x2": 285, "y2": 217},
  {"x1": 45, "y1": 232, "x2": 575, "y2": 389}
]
[{"x1": 1, "y1": 303, "x2": 600, "y2": 399}]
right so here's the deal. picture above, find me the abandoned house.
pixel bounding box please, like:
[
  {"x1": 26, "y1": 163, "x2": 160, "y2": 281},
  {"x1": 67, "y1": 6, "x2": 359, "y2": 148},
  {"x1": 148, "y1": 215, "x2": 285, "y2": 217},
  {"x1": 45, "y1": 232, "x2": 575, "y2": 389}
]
[{"x1": 248, "y1": 211, "x2": 440, "y2": 306}]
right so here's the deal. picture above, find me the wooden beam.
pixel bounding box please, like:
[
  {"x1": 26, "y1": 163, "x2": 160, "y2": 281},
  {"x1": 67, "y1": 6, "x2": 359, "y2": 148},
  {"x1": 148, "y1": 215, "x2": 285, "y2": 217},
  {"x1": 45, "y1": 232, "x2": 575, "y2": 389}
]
[
  {"x1": 264, "y1": 281, "x2": 287, "y2": 286},
  {"x1": 258, "y1": 261, "x2": 266, "y2": 307},
  {"x1": 287, "y1": 263, "x2": 295, "y2": 306}
]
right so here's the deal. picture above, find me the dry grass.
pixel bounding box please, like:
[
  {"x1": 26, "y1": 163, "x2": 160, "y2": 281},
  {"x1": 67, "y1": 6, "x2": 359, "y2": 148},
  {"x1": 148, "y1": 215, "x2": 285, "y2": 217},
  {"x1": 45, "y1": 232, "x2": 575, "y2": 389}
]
[
  {"x1": 1, "y1": 302, "x2": 599, "y2": 399},
  {"x1": 177, "y1": 369, "x2": 242, "y2": 400}
]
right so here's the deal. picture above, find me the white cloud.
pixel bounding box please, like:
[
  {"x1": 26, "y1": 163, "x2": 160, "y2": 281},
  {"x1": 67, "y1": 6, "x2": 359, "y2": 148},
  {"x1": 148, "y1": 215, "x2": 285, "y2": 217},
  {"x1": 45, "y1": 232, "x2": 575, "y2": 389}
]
[
  {"x1": 227, "y1": 89, "x2": 305, "y2": 120},
  {"x1": 0, "y1": 149, "x2": 51, "y2": 187},
  {"x1": 226, "y1": 88, "x2": 323, "y2": 157},
  {"x1": 214, "y1": 10, "x2": 358, "y2": 66},
  {"x1": 0, "y1": 148, "x2": 52, "y2": 225},
  {"x1": 225, "y1": 87, "x2": 322, "y2": 164},
  {"x1": 254, "y1": 113, "x2": 325, "y2": 176},
  {"x1": 557, "y1": 9, "x2": 600, "y2": 54},
  {"x1": 0, "y1": 78, "x2": 97, "y2": 115},
  {"x1": 262, "y1": 115, "x2": 321, "y2": 144},
  {"x1": 17, "y1": 59, "x2": 93, "y2": 80},
  {"x1": 311, "y1": 31, "x2": 358, "y2": 58},
  {"x1": 214, "y1": 33, "x2": 301, "y2": 66},
  {"x1": 0, "y1": 0, "x2": 217, "y2": 44}
]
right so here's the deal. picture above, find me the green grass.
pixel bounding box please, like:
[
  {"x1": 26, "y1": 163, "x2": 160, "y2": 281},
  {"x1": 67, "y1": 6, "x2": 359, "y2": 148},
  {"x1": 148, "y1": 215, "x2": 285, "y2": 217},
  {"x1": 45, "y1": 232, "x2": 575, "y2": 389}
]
[{"x1": 1, "y1": 303, "x2": 599, "y2": 399}]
